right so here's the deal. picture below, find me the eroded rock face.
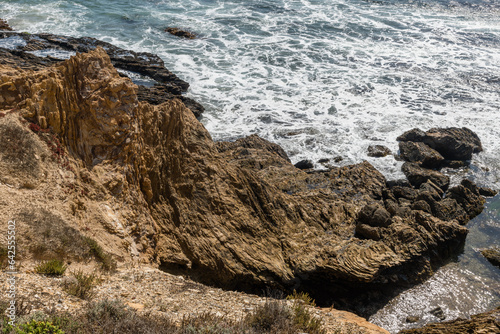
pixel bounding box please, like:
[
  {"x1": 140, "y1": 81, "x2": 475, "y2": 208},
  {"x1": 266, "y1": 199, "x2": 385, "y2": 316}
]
[
  {"x1": 0, "y1": 47, "x2": 484, "y2": 316},
  {"x1": 0, "y1": 19, "x2": 13, "y2": 31}
]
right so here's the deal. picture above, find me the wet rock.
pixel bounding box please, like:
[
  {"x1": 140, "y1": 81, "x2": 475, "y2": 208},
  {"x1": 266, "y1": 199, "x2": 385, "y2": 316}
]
[
  {"x1": 429, "y1": 307, "x2": 446, "y2": 321},
  {"x1": 411, "y1": 200, "x2": 432, "y2": 214},
  {"x1": 399, "y1": 141, "x2": 444, "y2": 168},
  {"x1": 431, "y1": 198, "x2": 468, "y2": 225},
  {"x1": 402, "y1": 162, "x2": 450, "y2": 191},
  {"x1": 294, "y1": 159, "x2": 314, "y2": 170},
  {"x1": 441, "y1": 160, "x2": 468, "y2": 169},
  {"x1": 405, "y1": 315, "x2": 420, "y2": 323},
  {"x1": 478, "y1": 187, "x2": 498, "y2": 197},
  {"x1": 165, "y1": 27, "x2": 197, "y2": 39},
  {"x1": 358, "y1": 203, "x2": 392, "y2": 227},
  {"x1": 397, "y1": 128, "x2": 426, "y2": 142},
  {"x1": 398, "y1": 127, "x2": 482, "y2": 162},
  {"x1": 318, "y1": 158, "x2": 330, "y2": 163},
  {"x1": 0, "y1": 18, "x2": 13, "y2": 31},
  {"x1": 391, "y1": 185, "x2": 417, "y2": 201},
  {"x1": 367, "y1": 145, "x2": 391, "y2": 157},
  {"x1": 386, "y1": 179, "x2": 412, "y2": 188},
  {"x1": 481, "y1": 247, "x2": 500, "y2": 268},
  {"x1": 400, "y1": 307, "x2": 500, "y2": 334},
  {"x1": 423, "y1": 127, "x2": 482, "y2": 161},
  {"x1": 333, "y1": 156, "x2": 343, "y2": 163},
  {"x1": 446, "y1": 179, "x2": 485, "y2": 221}
]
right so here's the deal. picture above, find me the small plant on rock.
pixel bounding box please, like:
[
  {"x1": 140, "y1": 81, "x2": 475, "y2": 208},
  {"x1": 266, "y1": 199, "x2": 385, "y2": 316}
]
[
  {"x1": 14, "y1": 320, "x2": 64, "y2": 334},
  {"x1": 62, "y1": 270, "x2": 97, "y2": 300},
  {"x1": 35, "y1": 259, "x2": 67, "y2": 276}
]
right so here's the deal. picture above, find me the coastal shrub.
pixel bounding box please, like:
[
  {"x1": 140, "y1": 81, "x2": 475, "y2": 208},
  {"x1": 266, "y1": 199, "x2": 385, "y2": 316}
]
[
  {"x1": 286, "y1": 290, "x2": 316, "y2": 306},
  {"x1": 35, "y1": 259, "x2": 67, "y2": 276},
  {"x1": 14, "y1": 320, "x2": 64, "y2": 334},
  {"x1": 82, "y1": 237, "x2": 117, "y2": 272},
  {"x1": 62, "y1": 270, "x2": 97, "y2": 300}
]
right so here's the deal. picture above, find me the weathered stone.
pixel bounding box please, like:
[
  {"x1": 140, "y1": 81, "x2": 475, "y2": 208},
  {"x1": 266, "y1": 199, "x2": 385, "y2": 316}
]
[
  {"x1": 391, "y1": 185, "x2": 417, "y2": 200},
  {"x1": 358, "y1": 203, "x2": 391, "y2": 227},
  {"x1": 399, "y1": 141, "x2": 444, "y2": 168},
  {"x1": 367, "y1": 145, "x2": 391, "y2": 157},
  {"x1": 355, "y1": 223, "x2": 381, "y2": 240},
  {"x1": 400, "y1": 307, "x2": 500, "y2": 334},
  {"x1": 405, "y1": 316, "x2": 420, "y2": 323},
  {"x1": 397, "y1": 128, "x2": 426, "y2": 142},
  {"x1": 423, "y1": 127, "x2": 482, "y2": 161},
  {"x1": 431, "y1": 198, "x2": 468, "y2": 225},
  {"x1": 411, "y1": 200, "x2": 432, "y2": 214},
  {"x1": 481, "y1": 247, "x2": 500, "y2": 268},
  {"x1": 478, "y1": 187, "x2": 498, "y2": 197},
  {"x1": 402, "y1": 162, "x2": 450, "y2": 191},
  {"x1": 446, "y1": 179, "x2": 485, "y2": 221}
]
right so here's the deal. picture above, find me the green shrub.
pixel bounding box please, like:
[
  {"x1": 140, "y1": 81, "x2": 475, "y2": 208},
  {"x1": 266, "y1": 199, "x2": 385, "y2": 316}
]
[
  {"x1": 83, "y1": 237, "x2": 117, "y2": 272},
  {"x1": 286, "y1": 290, "x2": 316, "y2": 306},
  {"x1": 62, "y1": 271, "x2": 97, "y2": 300},
  {"x1": 15, "y1": 320, "x2": 64, "y2": 334},
  {"x1": 35, "y1": 260, "x2": 67, "y2": 276}
]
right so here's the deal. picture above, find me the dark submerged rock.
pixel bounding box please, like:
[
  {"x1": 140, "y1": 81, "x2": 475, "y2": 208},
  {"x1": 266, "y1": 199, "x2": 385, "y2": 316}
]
[
  {"x1": 367, "y1": 145, "x2": 392, "y2": 157},
  {"x1": 165, "y1": 27, "x2": 197, "y2": 39},
  {"x1": 479, "y1": 187, "x2": 498, "y2": 197},
  {"x1": 429, "y1": 306, "x2": 446, "y2": 321}
]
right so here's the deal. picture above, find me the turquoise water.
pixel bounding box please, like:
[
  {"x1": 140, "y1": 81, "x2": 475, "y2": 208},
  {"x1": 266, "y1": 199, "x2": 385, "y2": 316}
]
[{"x1": 1, "y1": 1, "x2": 499, "y2": 332}]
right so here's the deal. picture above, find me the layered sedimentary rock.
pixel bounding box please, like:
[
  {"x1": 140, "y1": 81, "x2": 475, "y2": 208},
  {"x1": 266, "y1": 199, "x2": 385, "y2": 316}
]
[{"x1": 0, "y1": 47, "x2": 488, "y2": 315}]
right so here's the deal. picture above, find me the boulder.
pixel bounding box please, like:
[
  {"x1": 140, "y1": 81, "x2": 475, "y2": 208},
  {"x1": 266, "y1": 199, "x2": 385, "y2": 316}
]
[
  {"x1": 357, "y1": 203, "x2": 391, "y2": 227},
  {"x1": 165, "y1": 27, "x2": 197, "y2": 39},
  {"x1": 398, "y1": 127, "x2": 482, "y2": 161},
  {"x1": 402, "y1": 162, "x2": 450, "y2": 191},
  {"x1": 446, "y1": 179, "x2": 485, "y2": 221},
  {"x1": 367, "y1": 145, "x2": 391, "y2": 157},
  {"x1": 398, "y1": 141, "x2": 444, "y2": 168},
  {"x1": 294, "y1": 159, "x2": 314, "y2": 170},
  {"x1": 423, "y1": 127, "x2": 482, "y2": 161}
]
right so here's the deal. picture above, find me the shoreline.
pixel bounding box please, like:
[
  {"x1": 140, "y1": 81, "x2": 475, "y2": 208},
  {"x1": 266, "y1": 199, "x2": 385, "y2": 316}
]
[{"x1": 1, "y1": 22, "x2": 499, "y2": 333}]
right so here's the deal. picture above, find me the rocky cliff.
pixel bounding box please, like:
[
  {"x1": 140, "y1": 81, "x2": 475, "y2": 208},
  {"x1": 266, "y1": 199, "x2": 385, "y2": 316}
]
[{"x1": 0, "y1": 45, "x2": 488, "y2": 316}]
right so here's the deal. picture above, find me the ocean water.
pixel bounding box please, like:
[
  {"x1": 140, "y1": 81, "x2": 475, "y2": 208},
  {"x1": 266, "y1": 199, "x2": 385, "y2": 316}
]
[{"x1": 1, "y1": 0, "x2": 499, "y2": 332}]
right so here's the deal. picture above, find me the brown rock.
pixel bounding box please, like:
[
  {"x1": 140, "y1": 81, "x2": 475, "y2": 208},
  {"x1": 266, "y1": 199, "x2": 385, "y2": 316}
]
[
  {"x1": 399, "y1": 307, "x2": 500, "y2": 334},
  {"x1": 367, "y1": 145, "x2": 391, "y2": 157},
  {"x1": 446, "y1": 179, "x2": 485, "y2": 221},
  {"x1": 399, "y1": 141, "x2": 444, "y2": 168},
  {"x1": 165, "y1": 27, "x2": 196, "y2": 39},
  {"x1": 402, "y1": 162, "x2": 450, "y2": 191}
]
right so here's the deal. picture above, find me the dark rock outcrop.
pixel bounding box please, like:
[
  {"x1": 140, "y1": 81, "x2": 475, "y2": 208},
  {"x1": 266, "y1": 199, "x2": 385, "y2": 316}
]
[
  {"x1": 0, "y1": 31, "x2": 204, "y2": 119},
  {"x1": 399, "y1": 307, "x2": 500, "y2": 334},
  {"x1": 398, "y1": 127, "x2": 482, "y2": 162},
  {"x1": 294, "y1": 159, "x2": 314, "y2": 169},
  {"x1": 402, "y1": 162, "x2": 450, "y2": 191},
  {"x1": 399, "y1": 141, "x2": 444, "y2": 168},
  {"x1": 368, "y1": 145, "x2": 391, "y2": 157},
  {"x1": 165, "y1": 27, "x2": 196, "y2": 39}
]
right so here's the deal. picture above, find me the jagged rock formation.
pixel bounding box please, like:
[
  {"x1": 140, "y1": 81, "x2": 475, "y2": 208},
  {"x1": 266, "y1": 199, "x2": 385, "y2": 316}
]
[
  {"x1": 0, "y1": 46, "x2": 489, "y2": 316},
  {"x1": 481, "y1": 247, "x2": 500, "y2": 268},
  {"x1": 165, "y1": 27, "x2": 197, "y2": 39},
  {"x1": 0, "y1": 31, "x2": 204, "y2": 117},
  {"x1": 399, "y1": 307, "x2": 500, "y2": 334}
]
